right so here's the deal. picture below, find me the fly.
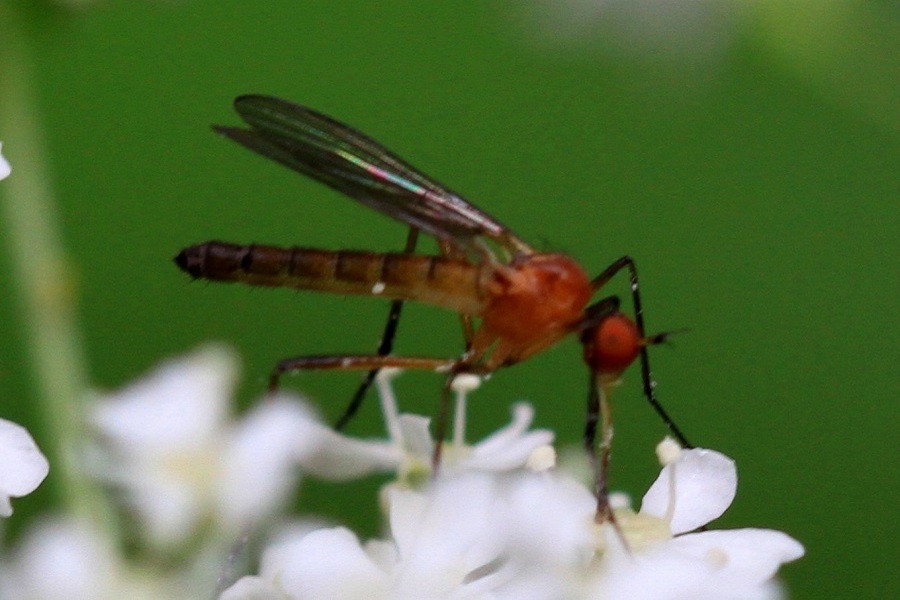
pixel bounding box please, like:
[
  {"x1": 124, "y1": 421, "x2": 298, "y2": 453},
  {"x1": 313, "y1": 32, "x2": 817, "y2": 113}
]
[{"x1": 175, "y1": 95, "x2": 692, "y2": 521}]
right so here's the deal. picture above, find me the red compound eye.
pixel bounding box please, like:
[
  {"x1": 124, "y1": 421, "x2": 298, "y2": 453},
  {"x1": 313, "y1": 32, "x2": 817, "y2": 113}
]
[{"x1": 583, "y1": 312, "x2": 642, "y2": 379}]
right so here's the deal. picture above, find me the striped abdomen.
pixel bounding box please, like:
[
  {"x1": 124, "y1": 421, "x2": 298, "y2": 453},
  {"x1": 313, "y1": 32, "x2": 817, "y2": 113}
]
[{"x1": 175, "y1": 241, "x2": 486, "y2": 315}]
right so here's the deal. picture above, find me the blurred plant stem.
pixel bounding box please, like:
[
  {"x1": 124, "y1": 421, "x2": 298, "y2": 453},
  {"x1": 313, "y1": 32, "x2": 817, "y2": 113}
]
[
  {"x1": 0, "y1": 1, "x2": 117, "y2": 537},
  {"x1": 749, "y1": 0, "x2": 900, "y2": 134}
]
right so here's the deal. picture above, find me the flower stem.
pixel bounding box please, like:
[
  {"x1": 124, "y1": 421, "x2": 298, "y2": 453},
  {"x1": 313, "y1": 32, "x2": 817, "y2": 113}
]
[{"x1": 0, "y1": 2, "x2": 116, "y2": 536}]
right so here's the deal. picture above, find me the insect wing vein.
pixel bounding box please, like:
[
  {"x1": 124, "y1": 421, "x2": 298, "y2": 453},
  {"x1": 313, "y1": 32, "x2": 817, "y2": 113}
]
[{"x1": 218, "y1": 95, "x2": 529, "y2": 253}]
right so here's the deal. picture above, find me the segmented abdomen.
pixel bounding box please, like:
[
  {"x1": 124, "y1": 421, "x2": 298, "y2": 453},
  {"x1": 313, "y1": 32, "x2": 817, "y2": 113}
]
[{"x1": 175, "y1": 241, "x2": 486, "y2": 315}]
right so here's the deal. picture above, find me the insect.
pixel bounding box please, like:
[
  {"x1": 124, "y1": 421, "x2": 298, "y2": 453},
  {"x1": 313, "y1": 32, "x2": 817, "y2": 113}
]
[{"x1": 175, "y1": 95, "x2": 691, "y2": 521}]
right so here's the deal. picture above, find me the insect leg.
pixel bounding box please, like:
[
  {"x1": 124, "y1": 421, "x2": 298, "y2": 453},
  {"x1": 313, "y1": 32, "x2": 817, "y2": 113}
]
[
  {"x1": 268, "y1": 351, "x2": 473, "y2": 472},
  {"x1": 580, "y1": 295, "x2": 621, "y2": 328},
  {"x1": 590, "y1": 256, "x2": 692, "y2": 448},
  {"x1": 268, "y1": 353, "x2": 458, "y2": 392},
  {"x1": 333, "y1": 227, "x2": 420, "y2": 430}
]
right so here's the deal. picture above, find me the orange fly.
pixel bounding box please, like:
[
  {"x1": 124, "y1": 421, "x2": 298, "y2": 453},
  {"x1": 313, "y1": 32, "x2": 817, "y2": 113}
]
[{"x1": 176, "y1": 96, "x2": 691, "y2": 520}]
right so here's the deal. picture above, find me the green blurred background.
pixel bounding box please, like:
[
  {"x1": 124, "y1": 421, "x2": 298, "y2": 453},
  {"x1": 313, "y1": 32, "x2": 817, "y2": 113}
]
[{"x1": 1, "y1": 1, "x2": 897, "y2": 597}]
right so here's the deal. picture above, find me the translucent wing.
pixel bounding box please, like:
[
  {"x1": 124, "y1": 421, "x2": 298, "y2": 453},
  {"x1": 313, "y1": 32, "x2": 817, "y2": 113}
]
[{"x1": 215, "y1": 95, "x2": 531, "y2": 254}]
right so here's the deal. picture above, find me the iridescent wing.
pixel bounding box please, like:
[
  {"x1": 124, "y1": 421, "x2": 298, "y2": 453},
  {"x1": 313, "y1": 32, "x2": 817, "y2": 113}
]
[{"x1": 215, "y1": 95, "x2": 532, "y2": 255}]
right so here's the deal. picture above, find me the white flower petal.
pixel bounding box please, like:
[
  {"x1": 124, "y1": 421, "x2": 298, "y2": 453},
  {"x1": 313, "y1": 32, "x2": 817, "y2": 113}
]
[
  {"x1": 0, "y1": 519, "x2": 119, "y2": 600},
  {"x1": 87, "y1": 345, "x2": 240, "y2": 545},
  {"x1": 460, "y1": 403, "x2": 555, "y2": 471},
  {"x1": 594, "y1": 532, "x2": 795, "y2": 600},
  {"x1": 668, "y1": 528, "x2": 805, "y2": 584},
  {"x1": 0, "y1": 419, "x2": 49, "y2": 516},
  {"x1": 295, "y1": 423, "x2": 403, "y2": 480},
  {"x1": 217, "y1": 397, "x2": 312, "y2": 527},
  {"x1": 90, "y1": 344, "x2": 237, "y2": 449},
  {"x1": 386, "y1": 486, "x2": 427, "y2": 552},
  {"x1": 297, "y1": 372, "x2": 555, "y2": 482},
  {"x1": 501, "y1": 472, "x2": 596, "y2": 566},
  {"x1": 0, "y1": 143, "x2": 10, "y2": 180},
  {"x1": 263, "y1": 527, "x2": 389, "y2": 600},
  {"x1": 397, "y1": 414, "x2": 433, "y2": 457},
  {"x1": 471, "y1": 402, "x2": 536, "y2": 452},
  {"x1": 594, "y1": 548, "x2": 730, "y2": 600},
  {"x1": 388, "y1": 475, "x2": 507, "y2": 580},
  {"x1": 1, "y1": 519, "x2": 213, "y2": 599},
  {"x1": 116, "y1": 465, "x2": 208, "y2": 546},
  {"x1": 641, "y1": 447, "x2": 737, "y2": 533},
  {"x1": 462, "y1": 429, "x2": 554, "y2": 471}
]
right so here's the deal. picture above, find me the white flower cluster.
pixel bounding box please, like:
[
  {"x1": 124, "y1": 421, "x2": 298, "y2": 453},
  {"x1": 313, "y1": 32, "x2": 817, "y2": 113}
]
[
  {"x1": 0, "y1": 342, "x2": 803, "y2": 599},
  {"x1": 223, "y1": 420, "x2": 803, "y2": 600}
]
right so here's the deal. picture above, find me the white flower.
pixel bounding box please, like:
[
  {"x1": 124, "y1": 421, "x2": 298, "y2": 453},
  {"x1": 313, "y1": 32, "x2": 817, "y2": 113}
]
[
  {"x1": 0, "y1": 518, "x2": 127, "y2": 600},
  {"x1": 586, "y1": 441, "x2": 805, "y2": 599},
  {"x1": 221, "y1": 473, "x2": 553, "y2": 600},
  {"x1": 640, "y1": 440, "x2": 737, "y2": 533},
  {"x1": 295, "y1": 369, "x2": 554, "y2": 485},
  {"x1": 89, "y1": 349, "x2": 801, "y2": 598},
  {"x1": 0, "y1": 142, "x2": 10, "y2": 180},
  {"x1": 0, "y1": 417, "x2": 49, "y2": 517},
  {"x1": 88, "y1": 344, "x2": 314, "y2": 547},
  {"x1": 0, "y1": 518, "x2": 199, "y2": 599},
  {"x1": 221, "y1": 435, "x2": 803, "y2": 600}
]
